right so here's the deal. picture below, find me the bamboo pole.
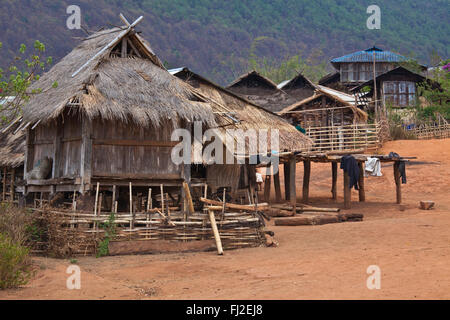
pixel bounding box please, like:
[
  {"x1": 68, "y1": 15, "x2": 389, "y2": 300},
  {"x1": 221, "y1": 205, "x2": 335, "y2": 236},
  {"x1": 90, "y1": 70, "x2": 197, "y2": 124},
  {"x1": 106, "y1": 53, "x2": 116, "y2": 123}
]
[
  {"x1": 112, "y1": 185, "x2": 116, "y2": 212},
  {"x1": 208, "y1": 208, "x2": 223, "y2": 255},
  {"x1": 182, "y1": 182, "x2": 194, "y2": 215},
  {"x1": 129, "y1": 182, "x2": 133, "y2": 230}
]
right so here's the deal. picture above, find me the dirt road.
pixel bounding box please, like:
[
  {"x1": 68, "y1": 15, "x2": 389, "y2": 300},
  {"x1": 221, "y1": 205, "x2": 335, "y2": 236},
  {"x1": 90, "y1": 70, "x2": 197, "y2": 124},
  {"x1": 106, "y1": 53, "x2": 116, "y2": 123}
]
[{"x1": 1, "y1": 139, "x2": 449, "y2": 300}]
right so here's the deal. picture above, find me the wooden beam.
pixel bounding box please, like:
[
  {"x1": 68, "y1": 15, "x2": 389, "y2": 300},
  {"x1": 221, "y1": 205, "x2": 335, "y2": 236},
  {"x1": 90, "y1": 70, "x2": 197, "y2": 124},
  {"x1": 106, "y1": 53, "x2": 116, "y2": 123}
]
[
  {"x1": 302, "y1": 160, "x2": 311, "y2": 203},
  {"x1": 284, "y1": 162, "x2": 290, "y2": 201},
  {"x1": 93, "y1": 139, "x2": 178, "y2": 147},
  {"x1": 394, "y1": 162, "x2": 402, "y2": 204},
  {"x1": 331, "y1": 162, "x2": 337, "y2": 200},
  {"x1": 10, "y1": 168, "x2": 15, "y2": 202},
  {"x1": 358, "y1": 162, "x2": 366, "y2": 202},
  {"x1": 200, "y1": 197, "x2": 268, "y2": 211},
  {"x1": 52, "y1": 121, "x2": 63, "y2": 179},
  {"x1": 127, "y1": 39, "x2": 142, "y2": 58},
  {"x1": 343, "y1": 172, "x2": 351, "y2": 209}
]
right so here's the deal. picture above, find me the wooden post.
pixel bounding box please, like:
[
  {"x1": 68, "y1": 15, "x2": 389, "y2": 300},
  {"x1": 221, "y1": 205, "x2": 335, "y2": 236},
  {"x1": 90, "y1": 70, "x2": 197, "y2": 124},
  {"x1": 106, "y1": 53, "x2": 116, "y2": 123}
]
[
  {"x1": 264, "y1": 166, "x2": 271, "y2": 203},
  {"x1": 274, "y1": 166, "x2": 282, "y2": 203},
  {"x1": 284, "y1": 162, "x2": 290, "y2": 201},
  {"x1": 80, "y1": 115, "x2": 92, "y2": 194},
  {"x1": 94, "y1": 182, "x2": 100, "y2": 215},
  {"x1": 9, "y1": 168, "x2": 15, "y2": 202},
  {"x1": 129, "y1": 182, "x2": 133, "y2": 230},
  {"x1": 2, "y1": 167, "x2": 7, "y2": 201},
  {"x1": 111, "y1": 185, "x2": 116, "y2": 212},
  {"x1": 331, "y1": 162, "x2": 337, "y2": 200},
  {"x1": 160, "y1": 184, "x2": 165, "y2": 215},
  {"x1": 52, "y1": 122, "x2": 62, "y2": 179},
  {"x1": 358, "y1": 162, "x2": 366, "y2": 202},
  {"x1": 302, "y1": 160, "x2": 311, "y2": 203},
  {"x1": 146, "y1": 188, "x2": 152, "y2": 212},
  {"x1": 208, "y1": 209, "x2": 223, "y2": 255},
  {"x1": 182, "y1": 182, "x2": 194, "y2": 215},
  {"x1": 343, "y1": 172, "x2": 351, "y2": 209},
  {"x1": 394, "y1": 162, "x2": 402, "y2": 204},
  {"x1": 289, "y1": 157, "x2": 297, "y2": 213}
]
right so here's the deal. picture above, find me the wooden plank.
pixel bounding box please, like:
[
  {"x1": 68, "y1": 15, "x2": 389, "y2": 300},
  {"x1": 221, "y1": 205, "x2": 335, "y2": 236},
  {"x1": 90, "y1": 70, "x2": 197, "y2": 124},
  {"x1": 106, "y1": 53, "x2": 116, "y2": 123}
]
[
  {"x1": 343, "y1": 172, "x2": 351, "y2": 209},
  {"x1": 52, "y1": 121, "x2": 63, "y2": 179},
  {"x1": 10, "y1": 168, "x2": 15, "y2": 202},
  {"x1": 302, "y1": 160, "x2": 311, "y2": 203},
  {"x1": 93, "y1": 139, "x2": 178, "y2": 147},
  {"x1": 2, "y1": 167, "x2": 6, "y2": 201},
  {"x1": 358, "y1": 162, "x2": 365, "y2": 202},
  {"x1": 92, "y1": 173, "x2": 181, "y2": 180},
  {"x1": 331, "y1": 162, "x2": 337, "y2": 200}
]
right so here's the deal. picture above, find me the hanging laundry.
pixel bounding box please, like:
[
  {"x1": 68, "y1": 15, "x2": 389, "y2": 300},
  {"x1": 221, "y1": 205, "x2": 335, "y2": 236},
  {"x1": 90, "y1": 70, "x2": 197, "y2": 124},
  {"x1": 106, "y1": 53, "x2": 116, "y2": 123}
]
[
  {"x1": 388, "y1": 152, "x2": 407, "y2": 184},
  {"x1": 340, "y1": 155, "x2": 359, "y2": 190},
  {"x1": 364, "y1": 157, "x2": 382, "y2": 177}
]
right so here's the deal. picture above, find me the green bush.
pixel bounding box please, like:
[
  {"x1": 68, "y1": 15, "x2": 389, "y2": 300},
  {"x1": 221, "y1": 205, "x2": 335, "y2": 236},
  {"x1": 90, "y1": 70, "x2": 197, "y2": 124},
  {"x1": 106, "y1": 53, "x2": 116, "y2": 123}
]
[{"x1": 0, "y1": 233, "x2": 33, "y2": 289}]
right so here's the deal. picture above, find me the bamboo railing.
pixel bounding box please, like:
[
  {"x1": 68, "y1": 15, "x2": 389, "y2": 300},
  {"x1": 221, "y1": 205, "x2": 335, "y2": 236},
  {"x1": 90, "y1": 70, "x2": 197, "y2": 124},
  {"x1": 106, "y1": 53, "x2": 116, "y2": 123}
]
[{"x1": 305, "y1": 123, "x2": 381, "y2": 152}]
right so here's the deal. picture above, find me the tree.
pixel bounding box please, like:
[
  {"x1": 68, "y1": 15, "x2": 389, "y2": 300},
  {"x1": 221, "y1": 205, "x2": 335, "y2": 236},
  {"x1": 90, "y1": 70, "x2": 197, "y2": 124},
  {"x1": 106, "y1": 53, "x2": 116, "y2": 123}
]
[{"x1": 0, "y1": 40, "x2": 55, "y2": 125}]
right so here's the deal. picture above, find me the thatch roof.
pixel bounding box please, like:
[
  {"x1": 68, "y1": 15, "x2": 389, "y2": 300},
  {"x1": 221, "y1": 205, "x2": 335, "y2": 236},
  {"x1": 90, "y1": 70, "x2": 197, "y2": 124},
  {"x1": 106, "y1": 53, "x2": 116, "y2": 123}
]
[
  {"x1": 22, "y1": 27, "x2": 216, "y2": 128},
  {"x1": 0, "y1": 127, "x2": 25, "y2": 168},
  {"x1": 170, "y1": 67, "x2": 313, "y2": 152},
  {"x1": 227, "y1": 70, "x2": 279, "y2": 91},
  {"x1": 278, "y1": 87, "x2": 368, "y2": 123}
]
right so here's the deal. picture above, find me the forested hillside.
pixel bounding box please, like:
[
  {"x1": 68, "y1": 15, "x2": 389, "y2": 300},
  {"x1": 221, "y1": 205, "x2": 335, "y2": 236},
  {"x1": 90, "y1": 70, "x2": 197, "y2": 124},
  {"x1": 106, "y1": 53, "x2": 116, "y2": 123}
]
[{"x1": 1, "y1": 0, "x2": 448, "y2": 84}]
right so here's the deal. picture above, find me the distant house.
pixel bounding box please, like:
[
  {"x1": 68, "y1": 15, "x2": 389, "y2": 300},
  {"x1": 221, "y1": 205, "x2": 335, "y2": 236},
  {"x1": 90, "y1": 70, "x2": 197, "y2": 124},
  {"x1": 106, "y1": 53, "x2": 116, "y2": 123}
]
[
  {"x1": 324, "y1": 46, "x2": 413, "y2": 90},
  {"x1": 227, "y1": 70, "x2": 316, "y2": 113},
  {"x1": 351, "y1": 66, "x2": 433, "y2": 110}
]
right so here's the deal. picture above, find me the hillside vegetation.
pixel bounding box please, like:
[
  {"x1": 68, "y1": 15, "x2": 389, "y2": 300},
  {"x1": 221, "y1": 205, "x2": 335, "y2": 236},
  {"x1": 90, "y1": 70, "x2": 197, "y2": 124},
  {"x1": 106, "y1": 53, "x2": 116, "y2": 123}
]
[{"x1": 0, "y1": 0, "x2": 448, "y2": 84}]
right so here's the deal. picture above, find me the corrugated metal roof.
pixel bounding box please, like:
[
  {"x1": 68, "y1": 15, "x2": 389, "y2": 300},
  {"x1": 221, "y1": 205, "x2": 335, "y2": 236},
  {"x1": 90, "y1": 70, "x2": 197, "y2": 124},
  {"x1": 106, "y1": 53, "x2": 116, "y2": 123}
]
[
  {"x1": 167, "y1": 67, "x2": 186, "y2": 75},
  {"x1": 331, "y1": 47, "x2": 407, "y2": 63}
]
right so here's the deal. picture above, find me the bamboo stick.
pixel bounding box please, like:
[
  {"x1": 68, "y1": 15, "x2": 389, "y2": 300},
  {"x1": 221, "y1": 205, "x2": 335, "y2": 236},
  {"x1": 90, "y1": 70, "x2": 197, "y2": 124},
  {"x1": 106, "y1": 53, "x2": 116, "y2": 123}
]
[{"x1": 208, "y1": 209, "x2": 223, "y2": 255}]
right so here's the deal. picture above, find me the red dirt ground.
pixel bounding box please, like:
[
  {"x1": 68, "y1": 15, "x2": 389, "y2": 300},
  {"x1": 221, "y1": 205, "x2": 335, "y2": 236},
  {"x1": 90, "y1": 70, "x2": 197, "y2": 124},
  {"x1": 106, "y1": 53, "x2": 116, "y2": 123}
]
[{"x1": 1, "y1": 139, "x2": 449, "y2": 300}]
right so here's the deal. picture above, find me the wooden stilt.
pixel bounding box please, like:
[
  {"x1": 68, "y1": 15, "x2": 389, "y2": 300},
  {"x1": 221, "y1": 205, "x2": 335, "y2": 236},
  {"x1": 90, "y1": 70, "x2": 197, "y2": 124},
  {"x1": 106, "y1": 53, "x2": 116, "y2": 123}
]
[
  {"x1": 394, "y1": 162, "x2": 402, "y2": 204},
  {"x1": 331, "y1": 162, "x2": 337, "y2": 200},
  {"x1": 111, "y1": 185, "x2": 116, "y2": 212},
  {"x1": 274, "y1": 165, "x2": 282, "y2": 203},
  {"x1": 284, "y1": 162, "x2": 291, "y2": 201},
  {"x1": 289, "y1": 157, "x2": 297, "y2": 213},
  {"x1": 208, "y1": 209, "x2": 223, "y2": 255},
  {"x1": 2, "y1": 167, "x2": 7, "y2": 201},
  {"x1": 358, "y1": 162, "x2": 366, "y2": 202},
  {"x1": 160, "y1": 184, "x2": 165, "y2": 215},
  {"x1": 94, "y1": 182, "x2": 100, "y2": 215},
  {"x1": 264, "y1": 166, "x2": 272, "y2": 203},
  {"x1": 302, "y1": 160, "x2": 311, "y2": 203},
  {"x1": 10, "y1": 168, "x2": 15, "y2": 202},
  {"x1": 343, "y1": 172, "x2": 351, "y2": 209},
  {"x1": 129, "y1": 182, "x2": 133, "y2": 230}
]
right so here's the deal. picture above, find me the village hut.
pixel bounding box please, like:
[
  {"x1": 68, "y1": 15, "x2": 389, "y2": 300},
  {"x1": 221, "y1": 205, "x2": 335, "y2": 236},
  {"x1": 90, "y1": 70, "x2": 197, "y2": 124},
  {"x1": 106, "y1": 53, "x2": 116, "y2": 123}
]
[
  {"x1": 277, "y1": 73, "x2": 317, "y2": 102},
  {"x1": 17, "y1": 19, "x2": 312, "y2": 210}
]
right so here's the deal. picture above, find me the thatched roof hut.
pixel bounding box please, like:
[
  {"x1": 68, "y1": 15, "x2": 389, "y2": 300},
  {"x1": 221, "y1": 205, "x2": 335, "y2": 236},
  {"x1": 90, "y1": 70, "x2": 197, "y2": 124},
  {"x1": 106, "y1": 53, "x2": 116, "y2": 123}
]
[{"x1": 18, "y1": 19, "x2": 312, "y2": 199}]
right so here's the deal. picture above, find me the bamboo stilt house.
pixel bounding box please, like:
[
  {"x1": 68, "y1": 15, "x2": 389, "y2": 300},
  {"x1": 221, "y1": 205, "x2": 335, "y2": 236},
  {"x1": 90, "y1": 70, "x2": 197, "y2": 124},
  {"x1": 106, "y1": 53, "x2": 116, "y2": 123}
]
[{"x1": 18, "y1": 18, "x2": 312, "y2": 206}]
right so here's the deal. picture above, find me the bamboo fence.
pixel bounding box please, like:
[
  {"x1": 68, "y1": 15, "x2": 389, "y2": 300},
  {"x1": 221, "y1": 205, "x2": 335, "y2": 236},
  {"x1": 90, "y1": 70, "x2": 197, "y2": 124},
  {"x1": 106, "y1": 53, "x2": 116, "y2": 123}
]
[{"x1": 305, "y1": 123, "x2": 381, "y2": 152}]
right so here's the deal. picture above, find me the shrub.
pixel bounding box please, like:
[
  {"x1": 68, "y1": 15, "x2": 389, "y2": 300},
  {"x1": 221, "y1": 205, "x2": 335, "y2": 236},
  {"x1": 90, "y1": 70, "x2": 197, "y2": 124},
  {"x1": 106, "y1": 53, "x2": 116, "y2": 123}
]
[
  {"x1": 0, "y1": 203, "x2": 42, "y2": 246},
  {"x1": 0, "y1": 233, "x2": 33, "y2": 289}
]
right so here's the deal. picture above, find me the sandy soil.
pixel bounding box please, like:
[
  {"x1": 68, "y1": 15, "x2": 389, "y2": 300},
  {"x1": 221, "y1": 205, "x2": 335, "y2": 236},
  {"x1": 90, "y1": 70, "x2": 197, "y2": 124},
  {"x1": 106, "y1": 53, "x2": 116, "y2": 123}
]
[{"x1": 1, "y1": 139, "x2": 449, "y2": 300}]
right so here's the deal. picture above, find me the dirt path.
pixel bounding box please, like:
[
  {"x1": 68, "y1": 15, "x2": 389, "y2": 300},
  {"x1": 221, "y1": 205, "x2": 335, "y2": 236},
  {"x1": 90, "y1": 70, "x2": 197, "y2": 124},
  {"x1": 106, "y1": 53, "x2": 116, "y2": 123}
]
[{"x1": 1, "y1": 139, "x2": 449, "y2": 300}]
